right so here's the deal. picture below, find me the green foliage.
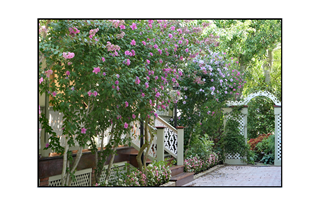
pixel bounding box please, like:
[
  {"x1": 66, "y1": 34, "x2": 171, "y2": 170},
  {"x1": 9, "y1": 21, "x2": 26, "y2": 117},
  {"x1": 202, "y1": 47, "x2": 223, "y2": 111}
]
[
  {"x1": 254, "y1": 134, "x2": 275, "y2": 164},
  {"x1": 247, "y1": 97, "x2": 275, "y2": 139},
  {"x1": 219, "y1": 107, "x2": 254, "y2": 164},
  {"x1": 185, "y1": 133, "x2": 214, "y2": 160}
]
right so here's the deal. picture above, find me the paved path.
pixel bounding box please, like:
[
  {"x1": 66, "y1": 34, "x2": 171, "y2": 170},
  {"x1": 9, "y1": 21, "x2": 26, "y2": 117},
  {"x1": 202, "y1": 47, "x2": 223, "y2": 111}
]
[{"x1": 183, "y1": 166, "x2": 281, "y2": 186}]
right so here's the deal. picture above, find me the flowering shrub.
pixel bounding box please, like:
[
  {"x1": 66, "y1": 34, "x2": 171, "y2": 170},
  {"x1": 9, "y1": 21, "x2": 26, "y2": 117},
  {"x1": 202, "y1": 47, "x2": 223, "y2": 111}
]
[
  {"x1": 172, "y1": 52, "x2": 245, "y2": 152},
  {"x1": 102, "y1": 161, "x2": 171, "y2": 186},
  {"x1": 184, "y1": 153, "x2": 218, "y2": 174},
  {"x1": 248, "y1": 133, "x2": 272, "y2": 151}
]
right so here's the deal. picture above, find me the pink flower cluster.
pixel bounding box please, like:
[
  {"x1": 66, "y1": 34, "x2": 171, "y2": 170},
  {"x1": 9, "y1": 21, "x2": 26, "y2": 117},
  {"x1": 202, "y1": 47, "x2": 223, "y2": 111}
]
[
  {"x1": 124, "y1": 50, "x2": 135, "y2": 56},
  {"x1": 88, "y1": 90, "x2": 98, "y2": 97},
  {"x1": 109, "y1": 20, "x2": 125, "y2": 28},
  {"x1": 89, "y1": 28, "x2": 99, "y2": 38},
  {"x1": 63, "y1": 52, "x2": 75, "y2": 59},
  {"x1": 69, "y1": 27, "x2": 80, "y2": 36},
  {"x1": 106, "y1": 41, "x2": 120, "y2": 56},
  {"x1": 184, "y1": 153, "x2": 218, "y2": 174},
  {"x1": 45, "y1": 69, "x2": 53, "y2": 78}
]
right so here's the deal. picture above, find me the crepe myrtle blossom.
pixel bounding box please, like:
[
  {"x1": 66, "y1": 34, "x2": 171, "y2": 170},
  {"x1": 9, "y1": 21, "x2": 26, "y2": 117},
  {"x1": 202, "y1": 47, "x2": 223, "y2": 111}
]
[
  {"x1": 130, "y1": 23, "x2": 137, "y2": 30},
  {"x1": 63, "y1": 52, "x2": 75, "y2": 59},
  {"x1": 155, "y1": 92, "x2": 161, "y2": 98},
  {"x1": 124, "y1": 122, "x2": 128, "y2": 129},
  {"x1": 52, "y1": 91, "x2": 57, "y2": 97},
  {"x1": 115, "y1": 80, "x2": 119, "y2": 85},
  {"x1": 39, "y1": 77, "x2": 43, "y2": 84},
  {"x1": 135, "y1": 77, "x2": 140, "y2": 84},
  {"x1": 145, "y1": 82, "x2": 149, "y2": 88},
  {"x1": 93, "y1": 67, "x2": 101, "y2": 74},
  {"x1": 45, "y1": 69, "x2": 53, "y2": 78},
  {"x1": 81, "y1": 127, "x2": 87, "y2": 134},
  {"x1": 146, "y1": 59, "x2": 150, "y2": 64},
  {"x1": 183, "y1": 101, "x2": 186, "y2": 104},
  {"x1": 168, "y1": 33, "x2": 173, "y2": 38},
  {"x1": 124, "y1": 59, "x2": 130, "y2": 66},
  {"x1": 131, "y1": 39, "x2": 136, "y2": 45},
  {"x1": 132, "y1": 114, "x2": 136, "y2": 119},
  {"x1": 66, "y1": 71, "x2": 70, "y2": 76},
  {"x1": 68, "y1": 62, "x2": 72, "y2": 65},
  {"x1": 119, "y1": 25, "x2": 125, "y2": 29},
  {"x1": 142, "y1": 41, "x2": 146, "y2": 45},
  {"x1": 142, "y1": 93, "x2": 145, "y2": 97},
  {"x1": 149, "y1": 52, "x2": 153, "y2": 56}
]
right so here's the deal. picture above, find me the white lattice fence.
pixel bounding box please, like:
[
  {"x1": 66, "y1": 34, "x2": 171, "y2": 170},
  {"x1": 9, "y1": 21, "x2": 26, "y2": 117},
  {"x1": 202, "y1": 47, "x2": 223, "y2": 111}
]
[
  {"x1": 99, "y1": 162, "x2": 129, "y2": 183},
  {"x1": 48, "y1": 168, "x2": 92, "y2": 186},
  {"x1": 277, "y1": 113, "x2": 281, "y2": 160},
  {"x1": 225, "y1": 112, "x2": 246, "y2": 160}
]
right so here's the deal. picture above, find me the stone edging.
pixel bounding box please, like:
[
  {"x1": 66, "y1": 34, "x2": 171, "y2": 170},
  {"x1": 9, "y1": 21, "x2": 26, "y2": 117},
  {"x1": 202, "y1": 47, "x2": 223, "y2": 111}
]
[
  {"x1": 193, "y1": 164, "x2": 225, "y2": 179},
  {"x1": 160, "y1": 181, "x2": 175, "y2": 186}
]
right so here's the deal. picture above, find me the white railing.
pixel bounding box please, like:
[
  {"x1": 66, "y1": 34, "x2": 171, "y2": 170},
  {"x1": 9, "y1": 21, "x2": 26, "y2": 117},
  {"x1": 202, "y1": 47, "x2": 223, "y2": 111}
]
[
  {"x1": 156, "y1": 109, "x2": 170, "y2": 116},
  {"x1": 154, "y1": 116, "x2": 178, "y2": 159},
  {"x1": 129, "y1": 121, "x2": 157, "y2": 161},
  {"x1": 46, "y1": 109, "x2": 183, "y2": 164}
]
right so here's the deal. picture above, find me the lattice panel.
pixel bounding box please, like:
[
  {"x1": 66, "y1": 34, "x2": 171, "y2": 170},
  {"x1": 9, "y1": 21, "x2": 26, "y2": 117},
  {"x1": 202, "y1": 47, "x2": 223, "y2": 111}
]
[
  {"x1": 277, "y1": 113, "x2": 282, "y2": 160},
  {"x1": 99, "y1": 163, "x2": 127, "y2": 183},
  {"x1": 226, "y1": 153, "x2": 242, "y2": 159},
  {"x1": 225, "y1": 112, "x2": 245, "y2": 160},
  {"x1": 164, "y1": 128, "x2": 178, "y2": 155},
  {"x1": 48, "y1": 168, "x2": 92, "y2": 186},
  {"x1": 155, "y1": 116, "x2": 178, "y2": 158},
  {"x1": 226, "y1": 113, "x2": 245, "y2": 136}
]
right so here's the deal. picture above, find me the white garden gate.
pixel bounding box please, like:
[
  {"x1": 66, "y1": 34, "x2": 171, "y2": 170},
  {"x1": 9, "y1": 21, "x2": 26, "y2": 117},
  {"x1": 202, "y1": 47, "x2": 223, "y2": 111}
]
[{"x1": 222, "y1": 91, "x2": 281, "y2": 166}]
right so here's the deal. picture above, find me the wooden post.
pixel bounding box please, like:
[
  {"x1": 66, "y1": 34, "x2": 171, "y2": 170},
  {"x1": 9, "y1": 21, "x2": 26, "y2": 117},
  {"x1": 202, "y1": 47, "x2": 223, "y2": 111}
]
[
  {"x1": 177, "y1": 126, "x2": 184, "y2": 166},
  {"x1": 156, "y1": 126, "x2": 166, "y2": 162}
]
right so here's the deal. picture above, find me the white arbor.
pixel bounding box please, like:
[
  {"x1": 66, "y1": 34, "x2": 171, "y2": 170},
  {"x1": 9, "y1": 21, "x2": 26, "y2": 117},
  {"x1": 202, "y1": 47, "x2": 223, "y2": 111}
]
[{"x1": 223, "y1": 91, "x2": 281, "y2": 166}]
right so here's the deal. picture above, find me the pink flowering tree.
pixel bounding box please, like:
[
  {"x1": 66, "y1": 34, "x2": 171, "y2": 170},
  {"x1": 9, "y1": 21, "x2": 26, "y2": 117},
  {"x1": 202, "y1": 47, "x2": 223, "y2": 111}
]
[{"x1": 39, "y1": 19, "x2": 226, "y2": 185}]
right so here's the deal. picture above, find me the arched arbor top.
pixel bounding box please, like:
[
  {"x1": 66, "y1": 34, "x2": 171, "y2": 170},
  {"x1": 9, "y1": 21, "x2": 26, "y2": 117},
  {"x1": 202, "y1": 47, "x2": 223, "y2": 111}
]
[{"x1": 226, "y1": 91, "x2": 281, "y2": 107}]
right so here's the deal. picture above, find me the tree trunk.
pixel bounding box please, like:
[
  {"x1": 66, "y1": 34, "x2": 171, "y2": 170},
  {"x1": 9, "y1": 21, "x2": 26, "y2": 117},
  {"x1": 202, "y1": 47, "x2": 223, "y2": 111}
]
[
  {"x1": 263, "y1": 49, "x2": 273, "y2": 84},
  {"x1": 61, "y1": 144, "x2": 69, "y2": 186},
  {"x1": 105, "y1": 146, "x2": 117, "y2": 184}
]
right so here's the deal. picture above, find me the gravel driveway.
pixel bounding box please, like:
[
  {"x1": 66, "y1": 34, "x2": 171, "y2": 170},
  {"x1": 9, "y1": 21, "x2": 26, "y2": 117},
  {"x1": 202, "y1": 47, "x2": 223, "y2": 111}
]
[{"x1": 183, "y1": 165, "x2": 281, "y2": 186}]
